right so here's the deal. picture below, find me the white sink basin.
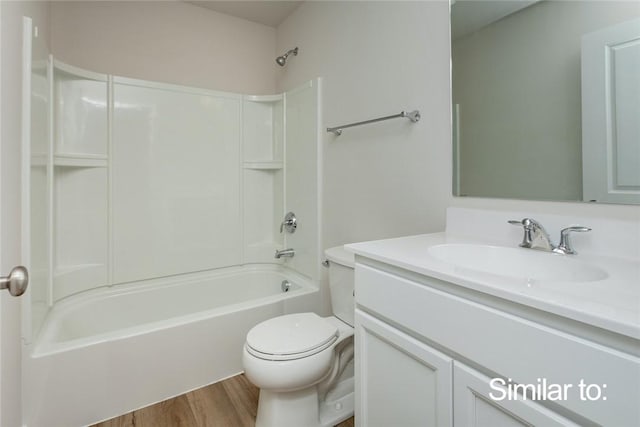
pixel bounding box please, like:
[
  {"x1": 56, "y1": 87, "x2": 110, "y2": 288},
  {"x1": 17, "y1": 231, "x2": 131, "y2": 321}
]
[{"x1": 428, "y1": 244, "x2": 608, "y2": 283}]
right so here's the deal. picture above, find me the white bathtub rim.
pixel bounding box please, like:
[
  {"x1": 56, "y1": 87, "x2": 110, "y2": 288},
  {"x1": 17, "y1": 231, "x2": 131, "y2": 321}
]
[
  {"x1": 53, "y1": 263, "x2": 312, "y2": 308},
  {"x1": 31, "y1": 264, "x2": 317, "y2": 358},
  {"x1": 32, "y1": 287, "x2": 316, "y2": 358}
]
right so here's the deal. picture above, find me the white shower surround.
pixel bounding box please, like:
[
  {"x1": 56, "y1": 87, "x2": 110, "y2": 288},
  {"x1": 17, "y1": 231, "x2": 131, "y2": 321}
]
[
  {"x1": 32, "y1": 59, "x2": 320, "y2": 307},
  {"x1": 24, "y1": 266, "x2": 318, "y2": 427}
]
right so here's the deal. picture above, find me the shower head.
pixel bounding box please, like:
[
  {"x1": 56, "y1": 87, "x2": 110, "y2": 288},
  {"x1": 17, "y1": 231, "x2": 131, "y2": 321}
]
[{"x1": 276, "y1": 47, "x2": 298, "y2": 66}]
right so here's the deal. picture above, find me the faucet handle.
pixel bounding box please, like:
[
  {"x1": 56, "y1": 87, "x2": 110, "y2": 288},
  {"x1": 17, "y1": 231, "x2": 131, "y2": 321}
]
[
  {"x1": 509, "y1": 218, "x2": 537, "y2": 228},
  {"x1": 508, "y1": 219, "x2": 534, "y2": 248},
  {"x1": 280, "y1": 212, "x2": 297, "y2": 234},
  {"x1": 562, "y1": 226, "x2": 591, "y2": 233},
  {"x1": 554, "y1": 226, "x2": 591, "y2": 255}
]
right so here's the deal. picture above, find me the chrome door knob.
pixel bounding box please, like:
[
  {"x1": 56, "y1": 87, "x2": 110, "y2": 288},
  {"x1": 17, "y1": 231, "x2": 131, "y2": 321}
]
[{"x1": 1, "y1": 266, "x2": 29, "y2": 297}]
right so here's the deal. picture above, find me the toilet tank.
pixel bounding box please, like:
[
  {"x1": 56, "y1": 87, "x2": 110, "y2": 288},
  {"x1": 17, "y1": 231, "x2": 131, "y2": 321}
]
[{"x1": 324, "y1": 246, "x2": 355, "y2": 327}]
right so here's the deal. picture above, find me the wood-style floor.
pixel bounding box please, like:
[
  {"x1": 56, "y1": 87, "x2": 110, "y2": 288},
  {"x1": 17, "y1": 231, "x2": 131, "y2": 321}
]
[{"x1": 93, "y1": 374, "x2": 354, "y2": 427}]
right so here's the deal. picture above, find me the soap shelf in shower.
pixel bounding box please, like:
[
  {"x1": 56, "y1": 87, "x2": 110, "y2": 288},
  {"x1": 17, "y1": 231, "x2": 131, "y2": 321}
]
[
  {"x1": 54, "y1": 154, "x2": 108, "y2": 168},
  {"x1": 244, "y1": 94, "x2": 283, "y2": 103},
  {"x1": 243, "y1": 161, "x2": 283, "y2": 170}
]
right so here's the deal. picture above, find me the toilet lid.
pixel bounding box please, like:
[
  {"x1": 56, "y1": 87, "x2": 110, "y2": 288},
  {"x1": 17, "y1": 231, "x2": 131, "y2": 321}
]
[{"x1": 246, "y1": 313, "x2": 338, "y2": 361}]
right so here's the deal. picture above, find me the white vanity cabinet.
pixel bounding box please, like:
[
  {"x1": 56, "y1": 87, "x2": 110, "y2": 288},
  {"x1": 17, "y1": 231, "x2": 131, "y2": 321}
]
[
  {"x1": 353, "y1": 261, "x2": 640, "y2": 427},
  {"x1": 355, "y1": 310, "x2": 453, "y2": 427},
  {"x1": 453, "y1": 363, "x2": 579, "y2": 427}
]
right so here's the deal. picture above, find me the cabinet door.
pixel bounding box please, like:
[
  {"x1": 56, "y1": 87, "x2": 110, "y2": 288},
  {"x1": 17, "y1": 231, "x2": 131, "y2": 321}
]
[
  {"x1": 355, "y1": 310, "x2": 453, "y2": 427},
  {"x1": 454, "y1": 362, "x2": 579, "y2": 427}
]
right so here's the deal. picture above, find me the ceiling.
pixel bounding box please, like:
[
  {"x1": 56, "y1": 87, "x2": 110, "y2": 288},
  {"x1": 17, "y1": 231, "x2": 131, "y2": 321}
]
[
  {"x1": 191, "y1": 1, "x2": 540, "y2": 36},
  {"x1": 187, "y1": 1, "x2": 302, "y2": 27},
  {"x1": 451, "y1": 0, "x2": 539, "y2": 40}
]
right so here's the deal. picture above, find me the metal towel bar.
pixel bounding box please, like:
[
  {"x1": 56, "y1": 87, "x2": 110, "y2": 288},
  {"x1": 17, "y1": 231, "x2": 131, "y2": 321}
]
[{"x1": 327, "y1": 110, "x2": 420, "y2": 136}]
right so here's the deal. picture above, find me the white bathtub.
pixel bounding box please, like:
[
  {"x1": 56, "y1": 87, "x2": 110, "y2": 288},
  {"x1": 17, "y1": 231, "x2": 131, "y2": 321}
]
[{"x1": 23, "y1": 265, "x2": 319, "y2": 427}]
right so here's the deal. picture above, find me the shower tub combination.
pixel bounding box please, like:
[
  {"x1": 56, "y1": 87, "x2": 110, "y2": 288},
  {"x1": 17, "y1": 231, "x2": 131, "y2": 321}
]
[
  {"x1": 21, "y1": 49, "x2": 322, "y2": 426},
  {"x1": 24, "y1": 265, "x2": 318, "y2": 427}
]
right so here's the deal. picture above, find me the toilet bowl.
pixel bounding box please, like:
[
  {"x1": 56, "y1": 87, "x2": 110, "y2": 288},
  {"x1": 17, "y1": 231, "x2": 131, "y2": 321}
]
[{"x1": 242, "y1": 246, "x2": 355, "y2": 427}]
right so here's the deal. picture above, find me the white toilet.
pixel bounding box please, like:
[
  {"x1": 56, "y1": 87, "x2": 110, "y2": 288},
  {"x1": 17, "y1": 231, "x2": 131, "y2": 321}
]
[{"x1": 242, "y1": 246, "x2": 355, "y2": 427}]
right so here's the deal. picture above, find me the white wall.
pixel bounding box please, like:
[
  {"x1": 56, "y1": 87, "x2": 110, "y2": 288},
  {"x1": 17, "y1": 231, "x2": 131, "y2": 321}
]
[
  {"x1": 277, "y1": 0, "x2": 639, "y2": 250},
  {"x1": 277, "y1": 1, "x2": 452, "y2": 250},
  {"x1": 50, "y1": 1, "x2": 277, "y2": 94},
  {"x1": 0, "y1": 2, "x2": 50, "y2": 425}
]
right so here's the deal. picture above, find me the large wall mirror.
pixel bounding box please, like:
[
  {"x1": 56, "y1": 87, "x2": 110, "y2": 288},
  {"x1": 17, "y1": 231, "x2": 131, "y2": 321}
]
[{"x1": 451, "y1": 1, "x2": 640, "y2": 204}]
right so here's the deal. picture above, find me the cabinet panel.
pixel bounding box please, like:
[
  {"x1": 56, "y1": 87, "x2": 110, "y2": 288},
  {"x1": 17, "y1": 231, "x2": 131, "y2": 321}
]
[
  {"x1": 454, "y1": 362, "x2": 578, "y2": 427},
  {"x1": 355, "y1": 310, "x2": 452, "y2": 427},
  {"x1": 356, "y1": 263, "x2": 640, "y2": 426}
]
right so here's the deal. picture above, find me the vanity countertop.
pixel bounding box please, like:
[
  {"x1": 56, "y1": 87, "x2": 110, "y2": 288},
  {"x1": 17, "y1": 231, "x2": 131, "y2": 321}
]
[{"x1": 347, "y1": 232, "x2": 640, "y2": 340}]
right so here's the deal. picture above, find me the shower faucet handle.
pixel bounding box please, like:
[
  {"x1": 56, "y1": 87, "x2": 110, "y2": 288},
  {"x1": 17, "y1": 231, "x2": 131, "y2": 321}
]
[{"x1": 280, "y1": 212, "x2": 297, "y2": 234}]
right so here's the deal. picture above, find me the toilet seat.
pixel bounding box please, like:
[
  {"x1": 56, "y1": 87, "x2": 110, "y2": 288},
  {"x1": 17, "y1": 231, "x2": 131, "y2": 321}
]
[{"x1": 246, "y1": 313, "x2": 339, "y2": 361}]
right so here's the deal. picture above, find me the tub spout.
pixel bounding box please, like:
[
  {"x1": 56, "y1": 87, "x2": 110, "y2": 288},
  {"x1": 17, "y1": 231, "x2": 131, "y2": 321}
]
[{"x1": 274, "y1": 248, "x2": 295, "y2": 259}]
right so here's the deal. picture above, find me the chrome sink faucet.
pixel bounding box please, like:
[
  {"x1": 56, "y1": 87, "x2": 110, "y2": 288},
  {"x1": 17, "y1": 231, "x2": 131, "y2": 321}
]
[
  {"x1": 275, "y1": 248, "x2": 295, "y2": 259},
  {"x1": 508, "y1": 218, "x2": 554, "y2": 251},
  {"x1": 508, "y1": 218, "x2": 591, "y2": 255}
]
